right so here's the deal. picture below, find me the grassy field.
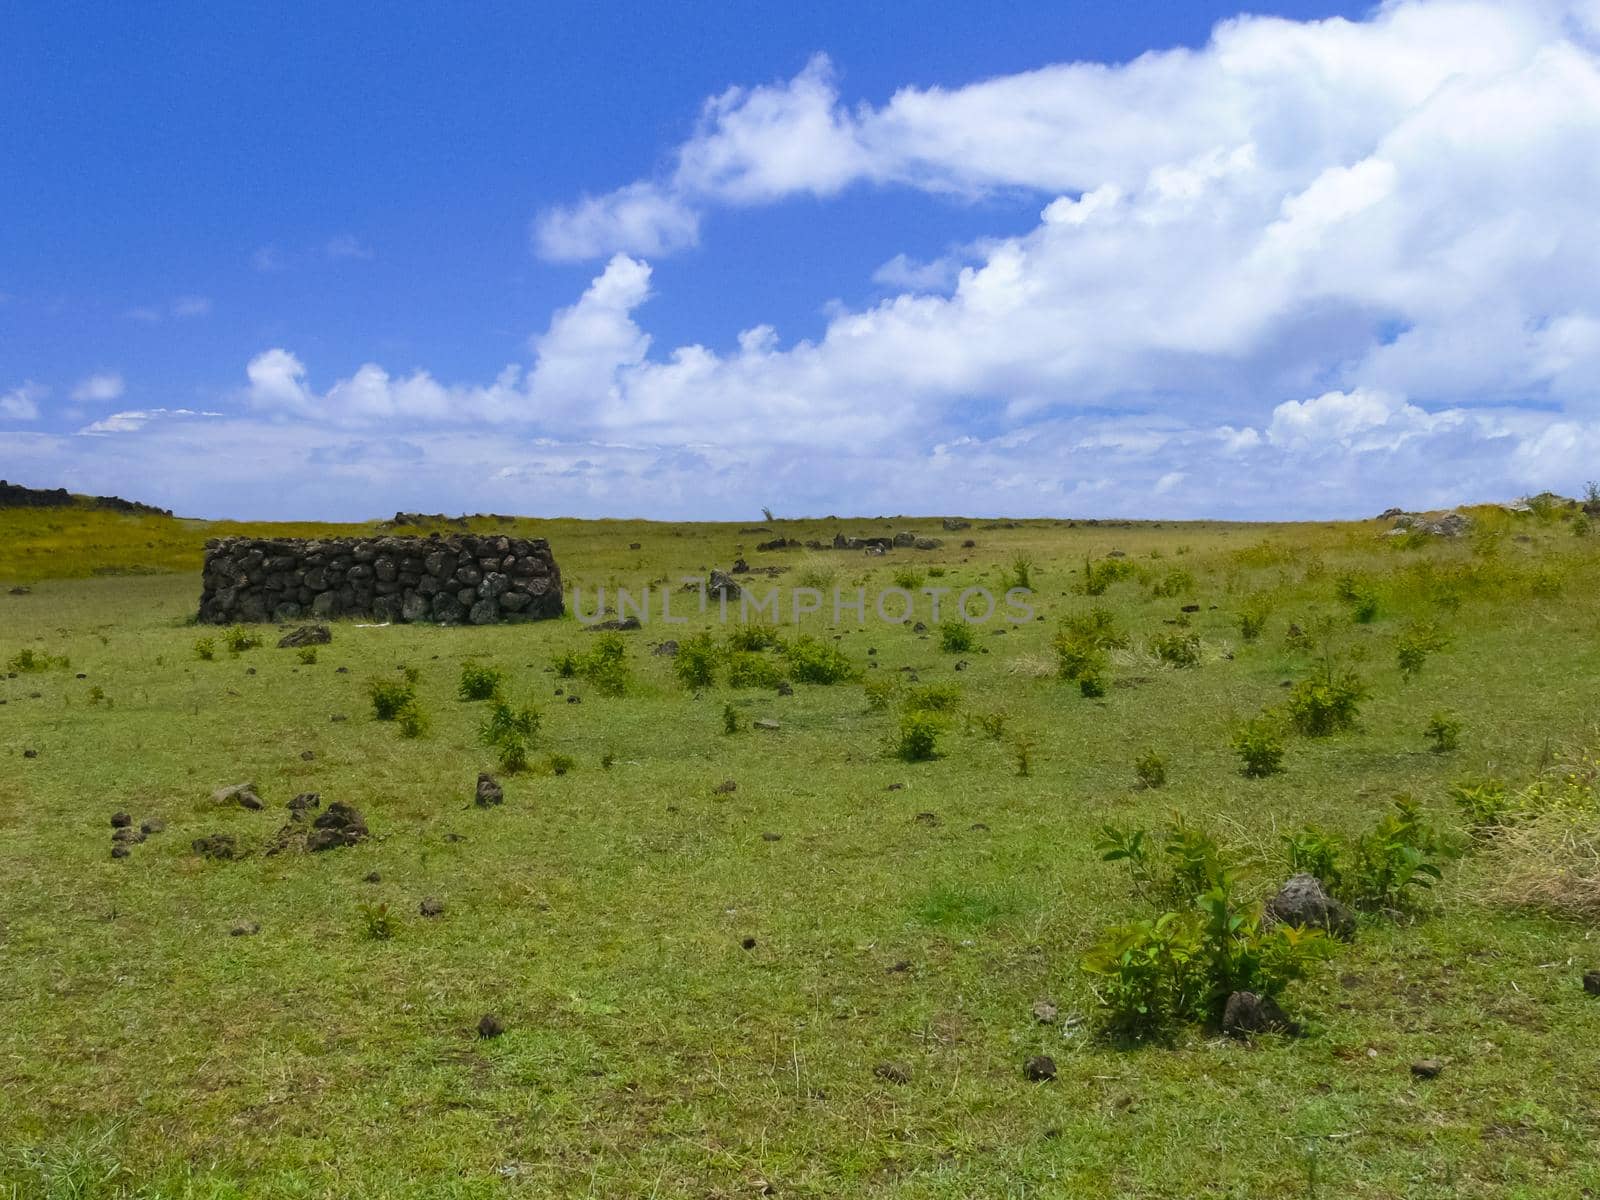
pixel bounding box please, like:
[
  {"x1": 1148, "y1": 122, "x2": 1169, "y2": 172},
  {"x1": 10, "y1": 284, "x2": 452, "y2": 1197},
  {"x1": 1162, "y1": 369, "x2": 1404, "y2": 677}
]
[{"x1": 4, "y1": 503, "x2": 1600, "y2": 1198}]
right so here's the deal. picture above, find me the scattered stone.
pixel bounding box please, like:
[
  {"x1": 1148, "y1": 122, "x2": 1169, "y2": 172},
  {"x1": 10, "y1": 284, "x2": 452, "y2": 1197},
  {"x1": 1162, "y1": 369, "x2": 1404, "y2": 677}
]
[
  {"x1": 1032, "y1": 999, "x2": 1060, "y2": 1025},
  {"x1": 443, "y1": 832, "x2": 467, "y2": 843},
  {"x1": 23, "y1": 749, "x2": 38, "y2": 759},
  {"x1": 753, "y1": 718, "x2": 780, "y2": 730},
  {"x1": 969, "y1": 822, "x2": 989, "y2": 832},
  {"x1": 708, "y1": 569, "x2": 742, "y2": 601},
  {"x1": 1264, "y1": 874, "x2": 1356, "y2": 940},
  {"x1": 331, "y1": 713, "x2": 349, "y2": 722},
  {"x1": 111, "y1": 845, "x2": 130, "y2": 859},
  {"x1": 761, "y1": 832, "x2": 782, "y2": 842},
  {"x1": 8, "y1": 586, "x2": 31, "y2": 595},
  {"x1": 300, "y1": 750, "x2": 315, "y2": 761},
  {"x1": 885, "y1": 783, "x2": 904, "y2": 791},
  {"x1": 364, "y1": 871, "x2": 382, "y2": 883},
  {"x1": 229, "y1": 920, "x2": 261, "y2": 937},
  {"x1": 912, "y1": 621, "x2": 927, "y2": 633},
  {"x1": 567, "y1": 695, "x2": 581, "y2": 704},
  {"x1": 110, "y1": 811, "x2": 132, "y2": 828},
  {"x1": 112, "y1": 826, "x2": 145, "y2": 845},
  {"x1": 941, "y1": 518, "x2": 971, "y2": 531},
  {"x1": 1584, "y1": 970, "x2": 1600, "y2": 996},
  {"x1": 583, "y1": 616, "x2": 641, "y2": 632},
  {"x1": 913, "y1": 811, "x2": 939, "y2": 826},
  {"x1": 653, "y1": 640, "x2": 679, "y2": 657},
  {"x1": 1222, "y1": 990, "x2": 1295, "y2": 1037},
  {"x1": 477, "y1": 1013, "x2": 505, "y2": 1039},
  {"x1": 287, "y1": 792, "x2": 321, "y2": 817},
  {"x1": 192, "y1": 833, "x2": 240, "y2": 861},
  {"x1": 886, "y1": 960, "x2": 912, "y2": 973},
  {"x1": 1411, "y1": 1059, "x2": 1443, "y2": 1080},
  {"x1": 277, "y1": 624, "x2": 332, "y2": 649},
  {"x1": 628, "y1": 541, "x2": 642, "y2": 550},
  {"x1": 873, "y1": 1061, "x2": 912, "y2": 1085},
  {"x1": 419, "y1": 896, "x2": 445, "y2": 917},
  {"x1": 1180, "y1": 603, "x2": 1200, "y2": 613},
  {"x1": 307, "y1": 802, "x2": 368, "y2": 851},
  {"x1": 713, "y1": 779, "x2": 738, "y2": 795},
  {"x1": 212, "y1": 782, "x2": 264, "y2": 811},
  {"x1": 475, "y1": 773, "x2": 505, "y2": 807},
  {"x1": 741, "y1": 936, "x2": 757, "y2": 950},
  {"x1": 140, "y1": 818, "x2": 165, "y2": 835},
  {"x1": 775, "y1": 680, "x2": 793, "y2": 697},
  {"x1": 1024, "y1": 1055, "x2": 1057, "y2": 1082}
]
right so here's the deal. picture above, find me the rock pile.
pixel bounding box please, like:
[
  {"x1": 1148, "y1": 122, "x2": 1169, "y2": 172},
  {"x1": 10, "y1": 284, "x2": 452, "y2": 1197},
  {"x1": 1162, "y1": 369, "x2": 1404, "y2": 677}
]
[{"x1": 198, "y1": 534, "x2": 563, "y2": 625}]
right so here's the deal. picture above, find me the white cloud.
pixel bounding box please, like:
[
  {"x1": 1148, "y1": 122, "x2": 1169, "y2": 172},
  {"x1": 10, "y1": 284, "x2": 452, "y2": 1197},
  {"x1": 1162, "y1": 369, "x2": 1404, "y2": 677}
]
[
  {"x1": 1, "y1": 382, "x2": 46, "y2": 422},
  {"x1": 71, "y1": 373, "x2": 125, "y2": 403},
  {"x1": 325, "y1": 234, "x2": 373, "y2": 261},
  {"x1": 77, "y1": 408, "x2": 219, "y2": 436},
  {"x1": 533, "y1": 183, "x2": 700, "y2": 262}
]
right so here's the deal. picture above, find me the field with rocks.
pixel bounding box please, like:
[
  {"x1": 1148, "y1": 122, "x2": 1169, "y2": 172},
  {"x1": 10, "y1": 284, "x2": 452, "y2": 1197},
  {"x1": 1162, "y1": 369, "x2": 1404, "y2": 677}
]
[{"x1": 5, "y1": 499, "x2": 1600, "y2": 1198}]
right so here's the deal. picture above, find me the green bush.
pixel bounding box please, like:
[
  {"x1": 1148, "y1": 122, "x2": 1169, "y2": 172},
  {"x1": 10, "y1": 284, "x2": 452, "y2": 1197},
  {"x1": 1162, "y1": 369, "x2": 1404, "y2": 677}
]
[
  {"x1": 891, "y1": 566, "x2": 925, "y2": 591},
  {"x1": 1149, "y1": 569, "x2": 1195, "y2": 599},
  {"x1": 938, "y1": 619, "x2": 976, "y2": 653},
  {"x1": 296, "y1": 646, "x2": 318, "y2": 665},
  {"x1": 1151, "y1": 631, "x2": 1201, "y2": 668},
  {"x1": 223, "y1": 626, "x2": 261, "y2": 654},
  {"x1": 395, "y1": 700, "x2": 430, "y2": 739},
  {"x1": 1237, "y1": 598, "x2": 1270, "y2": 642},
  {"x1": 369, "y1": 677, "x2": 418, "y2": 721},
  {"x1": 727, "y1": 624, "x2": 782, "y2": 652},
  {"x1": 1424, "y1": 711, "x2": 1461, "y2": 753},
  {"x1": 722, "y1": 702, "x2": 741, "y2": 734},
  {"x1": 1449, "y1": 776, "x2": 1513, "y2": 835},
  {"x1": 904, "y1": 682, "x2": 961, "y2": 713},
  {"x1": 193, "y1": 638, "x2": 216, "y2": 662},
  {"x1": 358, "y1": 902, "x2": 399, "y2": 941},
  {"x1": 674, "y1": 632, "x2": 722, "y2": 689},
  {"x1": 1060, "y1": 606, "x2": 1128, "y2": 649},
  {"x1": 1133, "y1": 748, "x2": 1167, "y2": 789},
  {"x1": 1078, "y1": 668, "x2": 1108, "y2": 698},
  {"x1": 896, "y1": 711, "x2": 942, "y2": 761},
  {"x1": 457, "y1": 660, "x2": 505, "y2": 701},
  {"x1": 1233, "y1": 717, "x2": 1285, "y2": 777},
  {"x1": 1082, "y1": 556, "x2": 1136, "y2": 596},
  {"x1": 480, "y1": 695, "x2": 540, "y2": 746},
  {"x1": 1282, "y1": 826, "x2": 1344, "y2": 893},
  {"x1": 544, "y1": 752, "x2": 577, "y2": 776},
  {"x1": 1395, "y1": 620, "x2": 1448, "y2": 680},
  {"x1": 1005, "y1": 554, "x2": 1035, "y2": 591},
  {"x1": 494, "y1": 735, "x2": 530, "y2": 774},
  {"x1": 559, "y1": 632, "x2": 631, "y2": 696},
  {"x1": 971, "y1": 710, "x2": 1008, "y2": 740},
  {"x1": 783, "y1": 635, "x2": 855, "y2": 684},
  {"x1": 1284, "y1": 668, "x2": 1367, "y2": 736},
  {"x1": 862, "y1": 678, "x2": 899, "y2": 710},
  {"x1": 1346, "y1": 796, "x2": 1445, "y2": 911},
  {"x1": 1095, "y1": 818, "x2": 1232, "y2": 908},
  {"x1": 726, "y1": 651, "x2": 782, "y2": 688},
  {"x1": 8, "y1": 648, "x2": 70, "y2": 672},
  {"x1": 1012, "y1": 734, "x2": 1035, "y2": 777}
]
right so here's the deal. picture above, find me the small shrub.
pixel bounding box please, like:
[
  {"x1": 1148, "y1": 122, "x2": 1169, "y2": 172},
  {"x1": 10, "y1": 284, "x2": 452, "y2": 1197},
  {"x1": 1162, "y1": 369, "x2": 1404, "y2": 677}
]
[
  {"x1": 1395, "y1": 620, "x2": 1448, "y2": 680},
  {"x1": 971, "y1": 711, "x2": 1009, "y2": 740},
  {"x1": 1449, "y1": 775, "x2": 1514, "y2": 835},
  {"x1": 1349, "y1": 589, "x2": 1380, "y2": 623},
  {"x1": 896, "y1": 711, "x2": 942, "y2": 761},
  {"x1": 783, "y1": 635, "x2": 854, "y2": 685},
  {"x1": 1346, "y1": 796, "x2": 1445, "y2": 911},
  {"x1": 1283, "y1": 826, "x2": 1344, "y2": 893},
  {"x1": 674, "y1": 632, "x2": 721, "y2": 689},
  {"x1": 1061, "y1": 606, "x2": 1128, "y2": 649},
  {"x1": 296, "y1": 646, "x2": 318, "y2": 665},
  {"x1": 480, "y1": 696, "x2": 541, "y2": 746},
  {"x1": 892, "y1": 566, "x2": 925, "y2": 591},
  {"x1": 1133, "y1": 749, "x2": 1167, "y2": 790},
  {"x1": 1237, "y1": 598, "x2": 1270, "y2": 642},
  {"x1": 904, "y1": 682, "x2": 961, "y2": 713},
  {"x1": 559, "y1": 633, "x2": 631, "y2": 696},
  {"x1": 358, "y1": 902, "x2": 398, "y2": 941},
  {"x1": 1424, "y1": 711, "x2": 1461, "y2": 753},
  {"x1": 600, "y1": 749, "x2": 616, "y2": 769},
  {"x1": 86, "y1": 685, "x2": 107, "y2": 706},
  {"x1": 1149, "y1": 569, "x2": 1194, "y2": 599},
  {"x1": 1095, "y1": 818, "x2": 1232, "y2": 907},
  {"x1": 193, "y1": 638, "x2": 216, "y2": 662},
  {"x1": 494, "y1": 735, "x2": 530, "y2": 774},
  {"x1": 727, "y1": 624, "x2": 782, "y2": 652},
  {"x1": 457, "y1": 660, "x2": 505, "y2": 701},
  {"x1": 369, "y1": 678, "x2": 417, "y2": 721},
  {"x1": 722, "y1": 702, "x2": 741, "y2": 734},
  {"x1": 1284, "y1": 669, "x2": 1367, "y2": 736},
  {"x1": 938, "y1": 619, "x2": 976, "y2": 653},
  {"x1": 795, "y1": 556, "x2": 837, "y2": 591},
  {"x1": 395, "y1": 700, "x2": 430, "y2": 739},
  {"x1": 1233, "y1": 716, "x2": 1285, "y2": 777},
  {"x1": 862, "y1": 678, "x2": 900, "y2": 710},
  {"x1": 1150, "y1": 631, "x2": 1201, "y2": 668},
  {"x1": 223, "y1": 626, "x2": 261, "y2": 654},
  {"x1": 1573, "y1": 514, "x2": 1592, "y2": 538},
  {"x1": 1013, "y1": 734, "x2": 1034, "y2": 777},
  {"x1": 726, "y1": 651, "x2": 782, "y2": 688},
  {"x1": 1078, "y1": 668, "x2": 1108, "y2": 698},
  {"x1": 1082, "y1": 556, "x2": 1136, "y2": 596},
  {"x1": 552, "y1": 651, "x2": 578, "y2": 678},
  {"x1": 1005, "y1": 554, "x2": 1035, "y2": 591},
  {"x1": 544, "y1": 752, "x2": 577, "y2": 776}
]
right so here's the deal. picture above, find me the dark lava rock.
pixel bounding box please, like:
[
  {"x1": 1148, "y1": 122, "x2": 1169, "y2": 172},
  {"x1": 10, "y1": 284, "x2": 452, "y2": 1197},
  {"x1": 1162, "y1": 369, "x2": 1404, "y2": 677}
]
[
  {"x1": 1024, "y1": 1055, "x2": 1057, "y2": 1082},
  {"x1": 775, "y1": 680, "x2": 794, "y2": 697},
  {"x1": 652, "y1": 640, "x2": 679, "y2": 657},
  {"x1": 1222, "y1": 990, "x2": 1296, "y2": 1037},
  {"x1": 761, "y1": 831, "x2": 782, "y2": 842},
  {"x1": 475, "y1": 773, "x2": 504, "y2": 807},
  {"x1": 307, "y1": 802, "x2": 368, "y2": 851},
  {"x1": 112, "y1": 826, "x2": 145, "y2": 845},
  {"x1": 111, "y1": 845, "x2": 130, "y2": 859},
  {"x1": 1411, "y1": 1059, "x2": 1443, "y2": 1080},
  {"x1": 741, "y1": 936, "x2": 757, "y2": 950},
  {"x1": 212, "y1": 782, "x2": 264, "y2": 811},
  {"x1": 278, "y1": 624, "x2": 332, "y2": 649},
  {"x1": 477, "y1": 1013, "x2": 505, "y2": 1039},
  {"x1": 1031, "y1": 999, "x2": 1059, "y2": 1025},
  {"x1": 713, "y1": 779, "x2": 737, "y2": 795},
  {"x1": 110, "y1": 811, "x2": 132, "y2": 828},
  {"x1": 419, "y1": 896, "x2": 445, "y2": 917},
  {"x1": 566, "y1": 695, "x2": 581, "y2": 704},
  {"x1": 140, "y1": 818, "x2": 165, "y2": 835},
  {"x1": 192, "y1": 833, "x2": 240, "y2": 861},
  {"x1": 230, "y1": 920, "x2": 261, "y2": 937},
  {"x1": 288, "y1": 792, "x2": 321, "y2": 817},
  {"x1": 23, "y1": 749, "x2": 38, "y2": 759},
  {"x1": 913, "y1": 811, "x2": 939, "y2": 826},
  {"x1": 1264, "y1": 874, "x2": 1356, "y2": 940},
  {"x1": 364, "y1": 871, "x2": 382, "y2": 883},
  {"x1": 1584, "y1": 970, "x2": 1600, "y2": 996},
  {"x1": 873, "y1": 1062, "x2": 911, "y2": 1085},
  {"x1": 300, "y1": 750, "x2": 316, "y2": 761}
]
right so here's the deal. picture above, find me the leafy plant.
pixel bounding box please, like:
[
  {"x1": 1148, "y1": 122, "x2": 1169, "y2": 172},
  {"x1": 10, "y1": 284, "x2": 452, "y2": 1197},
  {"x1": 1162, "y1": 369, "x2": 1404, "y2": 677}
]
[
  {"x1": 1005, "y1": 553, "x2": 1035, "y2": 591},
  {"x1": 358, "y1": 902, "x2": 398, "y2": 941},
  {"x1": 1346, "y1": 795, "x2": 1445, "y2": 911},
  {"x1": 560, "y1": 632, "x2": 631, "y2": 696},
  {"x1": 674, "y1": 631, "x2": 722, "y2": 689},
  {"x1": 726, "y1": 651, "x2": 782, "y2": 688},
  {"x1": 1424, "y1": 711, "x2": 1461, "y2": 753},
  {"x1": 1233, "y1": 716, "x2": 1285, "y2": 777},
  {"x1": 457, "y1": 659, "x2": 505, "y2": 701},
  {"x1": 783, "y1": 635, "x2": 854, "y2": 684},
  {"x1": 1237, "y1": 598, "x2": 1271, "y2": 642},
  {"x1": 1061, "y1": 606, "x2": 1128, "y2": 650},
  {"x1": 544, "y1": 752, "x2": 577, "y2": 776},
  {"x1": 296, "y1": 646, "x2": 318, "y2": 665},
  {"x1": 1283, "y1": 826, "x2": 1344, "y2": 893},
  {"x1": 1082, "y1": 556, "x2": 1136, "y2": 596},
  {"x1": 904, "y1": 682, "x2": 961, "y2": 713},
  {"x1": 368, "y1": 677, "x2": 418, "y2": 722},
  {"x1": 1151, "y1": 631, "x2": 1201, "y2": 668},
  {"x1": 971, "y1": 710, "x2": 1009, "y2": 740},
  {"x1": 1284, "y1": 667, "x2": 1367, "y2": 736},
  {"x1": 727, "y1": 624, "x2": 782, "y2": 652},
  {"x1": 1395, "y1": 620, "x2": 1448, "y2": 680},
  {"x1": 193, "y1": 637, "x2": 216, "y2": 662},
  {"x1": 223, "y1": 626, "x2": 261, "y2": 654},
  {"x1": 722, "y1": 702, "x2": 741, "y2": 734},
  {"x1": 1449, "y1": 775, "x2": 1514, "y2": 835},
  {"x1": 1012, "y1": 734, "x2": 1034, "y2": 777},
  {"x1": 395, "y1": 700, "x2": 430, "y2": 739},
  {"x1": 938, "y1": 619, "x2": 976, "y2": 653},
  {"x1": 896, "y1": 711, "x2": 942, "y2": 761},
  {"x1": 1149, "y1": 569, "x2": 1195, "y2": 599},
  {"x1": 892, "y1": 566, "x2": 925, "y2": 592},
  {"x1": 862, "y1": 677, "x2": 899, "y2": 710},
  {"x1": 1133, "y1": 748, "x2": 1167, "y2": 790}
]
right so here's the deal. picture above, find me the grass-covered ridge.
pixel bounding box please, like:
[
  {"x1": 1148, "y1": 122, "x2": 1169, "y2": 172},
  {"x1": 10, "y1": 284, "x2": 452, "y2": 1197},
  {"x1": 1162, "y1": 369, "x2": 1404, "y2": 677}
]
[{"x1": 4, "y1": 501, "x2": 1600, "y2": 1197}]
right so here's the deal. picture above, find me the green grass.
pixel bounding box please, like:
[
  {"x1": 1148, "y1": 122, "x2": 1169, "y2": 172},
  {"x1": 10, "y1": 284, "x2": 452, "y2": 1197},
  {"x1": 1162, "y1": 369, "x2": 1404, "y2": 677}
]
[{"x1": 4, "y1": 504, "x2": 1600, "y2": 1196}]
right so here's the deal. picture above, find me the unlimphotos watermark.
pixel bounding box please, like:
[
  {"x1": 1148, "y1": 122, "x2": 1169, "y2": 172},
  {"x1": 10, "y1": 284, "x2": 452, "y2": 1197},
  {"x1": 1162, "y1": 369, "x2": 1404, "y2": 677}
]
[{"x1": 570, "y1": 580, "x2": 1035, "y2": 626}]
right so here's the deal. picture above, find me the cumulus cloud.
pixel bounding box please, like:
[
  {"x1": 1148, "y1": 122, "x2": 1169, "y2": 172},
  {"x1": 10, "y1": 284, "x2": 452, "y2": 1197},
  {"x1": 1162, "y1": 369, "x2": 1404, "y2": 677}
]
[
  {"x1": 71, "y1": 373, "x2": 125, "y2": 403},
  {"x1": 1, "y1": 382, "x2": 46, "y2": 421},
  {"x1": 61, "y1": 0, "x2": 1600, "y2": 518},
  {"x1": 77, "y1": 408, "x2": 220, "y2": 436}
]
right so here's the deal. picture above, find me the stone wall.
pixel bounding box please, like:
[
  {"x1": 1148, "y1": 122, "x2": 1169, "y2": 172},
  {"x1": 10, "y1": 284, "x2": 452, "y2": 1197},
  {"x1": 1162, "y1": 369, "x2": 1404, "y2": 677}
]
[{"x1": 198, "y1": 534, "x2": 563, "y2": 625}]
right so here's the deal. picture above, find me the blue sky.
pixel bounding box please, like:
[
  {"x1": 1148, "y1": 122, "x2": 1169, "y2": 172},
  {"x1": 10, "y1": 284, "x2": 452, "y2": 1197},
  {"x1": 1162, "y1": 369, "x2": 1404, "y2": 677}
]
[{"x1": 4, "y1": 0, "x2": 1600, "y2": 520}]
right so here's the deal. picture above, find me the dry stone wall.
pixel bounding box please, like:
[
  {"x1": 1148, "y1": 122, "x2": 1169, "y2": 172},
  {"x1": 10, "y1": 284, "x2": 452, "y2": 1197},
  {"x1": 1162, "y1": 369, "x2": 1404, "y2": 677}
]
[{"x1": 198, "y1": 534, "x2": 562, "y2": 625}]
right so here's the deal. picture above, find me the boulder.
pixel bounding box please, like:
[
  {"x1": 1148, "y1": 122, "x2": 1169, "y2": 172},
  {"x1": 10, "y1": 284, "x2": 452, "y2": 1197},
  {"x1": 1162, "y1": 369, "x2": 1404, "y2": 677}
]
[
  {"x1": 475, "y1": 773, "x2": 504, "y2": 807},
  {"x1": 1264, "y1": 874, "x2": 1356, "y2": 940},
  {"x1": 212, "y1": 782, "x2": 264, "y2": 811},
  {"x1": 307, "y1": 802, "x2": 368, "y2": 851},
  {"x1": 277, "y1": 624, "x2": 332, "y2": 649},
  {"x1": 1222, "y1": 990, "x2": 1294, "y2": 1037}
]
